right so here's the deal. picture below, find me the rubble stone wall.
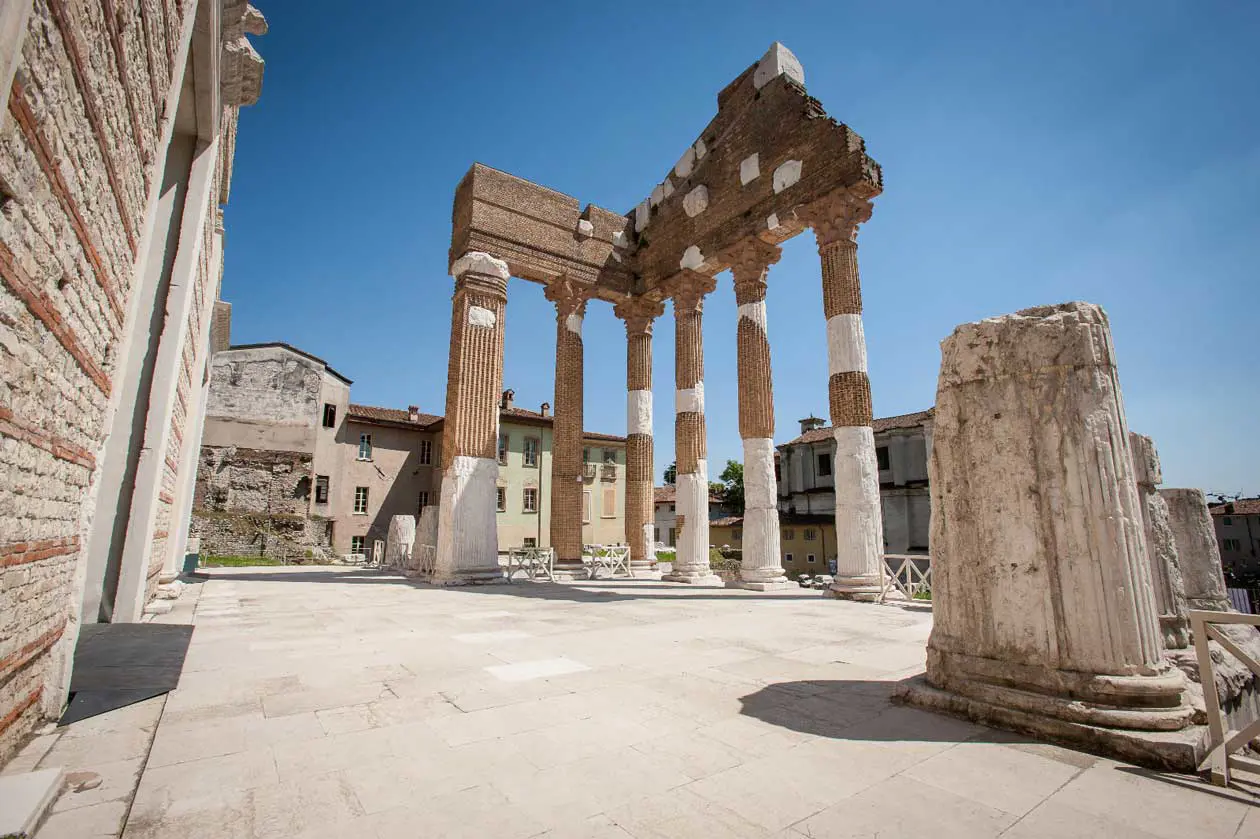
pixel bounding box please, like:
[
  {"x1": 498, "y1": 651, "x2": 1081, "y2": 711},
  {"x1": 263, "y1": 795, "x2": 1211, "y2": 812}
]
[{"x1": 190, "y1": 444, "x2": 330, "y2": 558}]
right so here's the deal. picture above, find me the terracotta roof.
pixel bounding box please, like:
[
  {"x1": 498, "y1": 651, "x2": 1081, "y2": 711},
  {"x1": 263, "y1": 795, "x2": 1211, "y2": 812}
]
[
  {"x1": 653, "y1": 485, "x2": 726, "y2": 504},
  {"x1": 347, "y1": 404, "x2": 441, "y2": 429},
  {"x1": 346, "y1": 403, "x2": 625, "y2": 442},
  {"x1": 780, "y1": 408, "x2": 935, "y2": 447},
  {"x1": 711, "y1": 516, "x2": 744, "y2": 528},
  {"x1": 1211, "y1": 499, "x2": 1260, "y2": 517}
]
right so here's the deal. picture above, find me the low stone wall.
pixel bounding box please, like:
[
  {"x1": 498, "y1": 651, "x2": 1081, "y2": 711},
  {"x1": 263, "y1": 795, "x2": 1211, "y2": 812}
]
[{"x1": 190, "y1": 511, "x2": 332, "y2": 561}]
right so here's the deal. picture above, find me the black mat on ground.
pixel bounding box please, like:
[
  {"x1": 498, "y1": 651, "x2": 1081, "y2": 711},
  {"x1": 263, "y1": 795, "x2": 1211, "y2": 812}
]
[{"x1": 59, "y1": 624, "x2": 194, "y2": 726}]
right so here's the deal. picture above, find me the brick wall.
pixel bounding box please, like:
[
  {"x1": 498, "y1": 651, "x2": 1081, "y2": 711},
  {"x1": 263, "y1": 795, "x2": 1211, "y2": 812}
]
[
  {"x1": 0, "y1": 0, "x2": 198, "y2": 762},
  {"x1": 0, "y1": 0, "x2": 265, "y2": 764}
]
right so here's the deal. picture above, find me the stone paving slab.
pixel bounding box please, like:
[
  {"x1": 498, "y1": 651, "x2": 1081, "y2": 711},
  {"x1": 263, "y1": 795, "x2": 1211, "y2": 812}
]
[{"x1": 19, "y1": 565, "x2": 1256, "y2": 838}]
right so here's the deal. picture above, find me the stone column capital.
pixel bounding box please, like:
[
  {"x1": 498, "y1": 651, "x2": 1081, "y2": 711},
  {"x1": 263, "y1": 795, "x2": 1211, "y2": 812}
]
[
  {"x1": 543, "y1": 278, "x2": 591, "y2": 320},
  {"x1": 665, "y1": 270, "x2": 717, "y2": 315},
  {"x1": 725, "y1": 238, "x2": 782, "y2": 280},
  {"x1": 801, "y1": 189, "x2": 874, "y2": 249},
  {"x1": 724, "y1": 238, "x2": 782, "y2": 303},
  {"x1": 451, "y1": 251, "x2": 509, "y2": 300},
  {"x1": 613, "y1": 297, "x2": 666, "y2": 336}
]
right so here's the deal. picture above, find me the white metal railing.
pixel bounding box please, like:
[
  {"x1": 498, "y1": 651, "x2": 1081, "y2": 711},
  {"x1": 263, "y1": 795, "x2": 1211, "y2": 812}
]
[
  {"x1": 411, "y1": 545, "x2": 435, "y2": 576},
  {"x1": 1190, "y1": 609, "x2": 1260, "y2": 786},
  {"x1": 506, "y1": 546, "x2": 555, "y2": 581},
  {"x1": 881, "y1": 553, "x2": 932, "y2": 602}
]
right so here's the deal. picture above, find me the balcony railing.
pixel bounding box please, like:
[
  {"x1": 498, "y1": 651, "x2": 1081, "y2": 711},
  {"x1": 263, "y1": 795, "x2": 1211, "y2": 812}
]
[
  {"x1": 582, "y1": 463, "x2": 598, "y2": 480},
  {"x1": 1190, "y1": 609, "x2": 1260, "y2": 786},
  {"x1": 600, "y1": 464, "x2": 617, "y2": 482}
]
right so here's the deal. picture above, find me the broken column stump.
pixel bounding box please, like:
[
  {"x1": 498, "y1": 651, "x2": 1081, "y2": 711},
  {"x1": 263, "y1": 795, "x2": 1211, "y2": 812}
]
[{"x1": 896, "y1": 302, "x2": 1203, "y2": 771}]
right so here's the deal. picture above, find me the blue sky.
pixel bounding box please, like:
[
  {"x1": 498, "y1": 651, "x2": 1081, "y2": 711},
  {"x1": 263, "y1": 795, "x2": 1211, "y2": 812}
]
[{"x1": 225, "y1": 1, "x2": 1259, "y2": 496}]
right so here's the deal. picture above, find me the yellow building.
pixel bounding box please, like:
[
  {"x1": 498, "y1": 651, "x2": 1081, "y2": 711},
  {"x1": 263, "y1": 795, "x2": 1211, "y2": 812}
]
[{"x1": 708, "y1": 514, "x2": 837, "y2": 578}]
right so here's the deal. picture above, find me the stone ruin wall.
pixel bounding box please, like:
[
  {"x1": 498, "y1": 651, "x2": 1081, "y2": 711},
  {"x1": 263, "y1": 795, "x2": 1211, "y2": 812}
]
[
  {"x1": 190, "y1": 445, "x2": 331, "y2": 560},
  {"x1": 0, "y1": 0, "x2": 198, "y2": 761}
]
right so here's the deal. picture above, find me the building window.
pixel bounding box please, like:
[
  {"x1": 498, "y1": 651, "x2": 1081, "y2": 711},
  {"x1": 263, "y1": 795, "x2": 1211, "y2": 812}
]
[
  {"x1": 733, "y1": 529, "x2": 742, "y2": 540},
  {"x1": 524, "y1": 437, "x2": 539, "y2": 467},
  {"x1": 417, "y1": 490, "x2": 430, "y2": 510},
  {"x1": 603, "y1": 450, "x2": 617, "y2": 465},
  {"x1": 670, "y1": 504, "x2": 675, "y2": 512},
  {"x1": 315, "y1": 475, "x2": 329, "y2": 504},
  {"x1": 498, "y1": 434, "x2": 508, "y2": 465},
  {"x1": 1223, "y1": 516, "x2": 1233, "y2": 526},
  {"x1": 783, "y1": 528, "x2": 795, "y2": 540},
  {"x1": 322, "y1": 403, "x2": 336, "y2": 428},
  {"x1": 497, "y1": 487, "x2": 506, "y2": 512},
  {"x1": 358, "y1": 433, "x2": 372, "y2": 461},
  {"x1": 804, "y1": 528, "x2": 817, "y2": 541},
  {"x1": 817, "y1": 453, "x2": 832, "y2": 477},
  {"x1": 351, "y1": 536, "x2": 364, "y2": 555},
  {"x1": 523, "y1": 537, "x2": 537, "y2": 548},
  {"x1": 668, "y1": 527, "x2": 676, "y2": 546},
  {"x1": 785, "y1": 552, "x2": 794, "y2": 564},
  {"x1": 602, "y1": 486, "x2": 616, "y2": 518},
  {"x1": 419, "y1": 439, "x2": 432, "y2": 466},
  {"x1": 354, "y1": 486, "x2": 369, "y2": 514},
  {"x1": 655, "y1": 528, "x2": 660, "y2": 543},
  {"x1": 876, "y1": 446, "x2": 890, "y2": 471},
  {"x1": 775, "y1": 461, "x2": 781, "y2": 482},
  {"x1": 807, "y1": 554, "x2": 817, "y2": 563},
  {"x1": 583, "y1": 490, "x2": 592, "y2": 524},
  {"x1": 523, "y1": 487, "x2": 538, "y2": 513},
  {"x1": 583, "y1": 447, "x2": 592, "y2": 463},
  {"x1": 1224, "y1": 538, "x2": 1242, "y2": 552}
]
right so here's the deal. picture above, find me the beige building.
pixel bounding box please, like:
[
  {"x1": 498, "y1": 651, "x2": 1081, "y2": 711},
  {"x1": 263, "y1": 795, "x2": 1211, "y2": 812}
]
[
  {"x1": 1211, "y1": 498, "x2": 1260, "y2": 580},
  {"x1": 192, "y1": 348, "x2": 627, "y2": 558},
  {"x1": 778, "y1": 410, "x2": 934, "y2": 555}
]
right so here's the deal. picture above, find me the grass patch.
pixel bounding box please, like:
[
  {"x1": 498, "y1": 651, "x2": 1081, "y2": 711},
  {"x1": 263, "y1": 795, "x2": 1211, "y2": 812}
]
[
  {"x1": 912, "y1": 588, "x2": 932, "y2": 601},
  {"x1": 201, "y1": 555, "x2": 284, "y2": 567}
]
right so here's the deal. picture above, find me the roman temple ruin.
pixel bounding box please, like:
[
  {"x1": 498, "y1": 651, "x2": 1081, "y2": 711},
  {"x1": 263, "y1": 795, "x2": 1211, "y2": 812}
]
[{"x1": 433, "y1": 43, "x2": 889, "y2": 595}]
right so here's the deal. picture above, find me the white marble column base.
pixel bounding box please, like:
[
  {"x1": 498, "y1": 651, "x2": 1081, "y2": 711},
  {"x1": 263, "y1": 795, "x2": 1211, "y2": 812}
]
[
  {"x1": 739, "y1": 579, "x2": 797, "y2": 592},
  {"x1": 662, "y1": 571, "x2": 724, "y2": 586}
]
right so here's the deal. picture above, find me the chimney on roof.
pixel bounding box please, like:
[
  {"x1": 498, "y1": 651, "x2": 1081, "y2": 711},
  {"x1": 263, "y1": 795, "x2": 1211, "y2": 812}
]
[
  {"x1": 540, "y1": 401, "x2": 551, "y2": 417},
  {"x1": 407, "y1": 405, "x2": 419, "y2": 423},
  {"x1": 799, "y1": 415, "x2": 826, "y2": 435},
  {"x1": 501, "y1": 389, "x2": 515, "y2": 410}
]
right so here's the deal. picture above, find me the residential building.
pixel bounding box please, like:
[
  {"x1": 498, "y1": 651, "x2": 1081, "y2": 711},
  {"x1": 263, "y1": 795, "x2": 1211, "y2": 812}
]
[
  {"x1": 192, "y1": 349, "x2": 627, "y2": 557},
  {"x1": 0, "y1": 1, "x2": 266, "y2": 761},
  {"x1": 778, "y1": 410, "x2": 933, "y2": 555},
  {"x1": 1211, "y1": 498, "x2": 1260, "y2": 580},
  {"x1": 710, "y1": 513, "x2": 836, "y2": 578},
  {"x1": 653, "y1": 485, "x2": 731, "y2": 547}
]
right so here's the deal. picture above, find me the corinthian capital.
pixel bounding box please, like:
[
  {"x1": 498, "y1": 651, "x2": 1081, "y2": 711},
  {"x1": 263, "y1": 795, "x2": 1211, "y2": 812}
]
[
  {"x1": 613, "y1": 296, "x2": 666, "y2": 336},
  {"x1": 664, "y1": 270, "x2": 717, "y2": 316},
  {"x1": 723, "y1": 238, "x2": 782, "y2": 302},
  {"x1": 543, "y1": 278, "x2": 591, "y2": 320},
  {"x1": 800, "y1": 189, "x2": 874, "y2": 248}
]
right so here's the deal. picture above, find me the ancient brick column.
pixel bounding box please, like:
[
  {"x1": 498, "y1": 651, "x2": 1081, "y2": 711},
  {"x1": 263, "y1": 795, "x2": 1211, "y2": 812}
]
[
  {"x1": 433, "y1": 252, "x2": 510, "y2": 584},
  {"x1": 545, "y1": 281, "x2": 589, "y2": 578},
  {"x1": 727, "y1": 239, "x2": 791, "y2": 591},
  {"x1": 1130, "y1": 433, "x2": 1190, "y2": 649},
  {"x1": 614, "y1": 297, "x2": 666, "y2": 575},
  {"x1": 1161, "y1": 488, "x2": 1231, "y2": 612},
  {"x1": 902, "y1": 302, "x2": 1190, "y2": 736},
  {"x1": 663, "y1": 271, "x2": 721, "y2": 585},
  {"x1": 802, "y1": 191, "x2": 889, "y2": 600}
]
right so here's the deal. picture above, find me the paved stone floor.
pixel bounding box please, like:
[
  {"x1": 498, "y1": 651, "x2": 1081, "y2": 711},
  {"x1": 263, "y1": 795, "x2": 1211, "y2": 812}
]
[{"x1": 16, "y1": 566, "x2": 1260, "y2": 837}]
